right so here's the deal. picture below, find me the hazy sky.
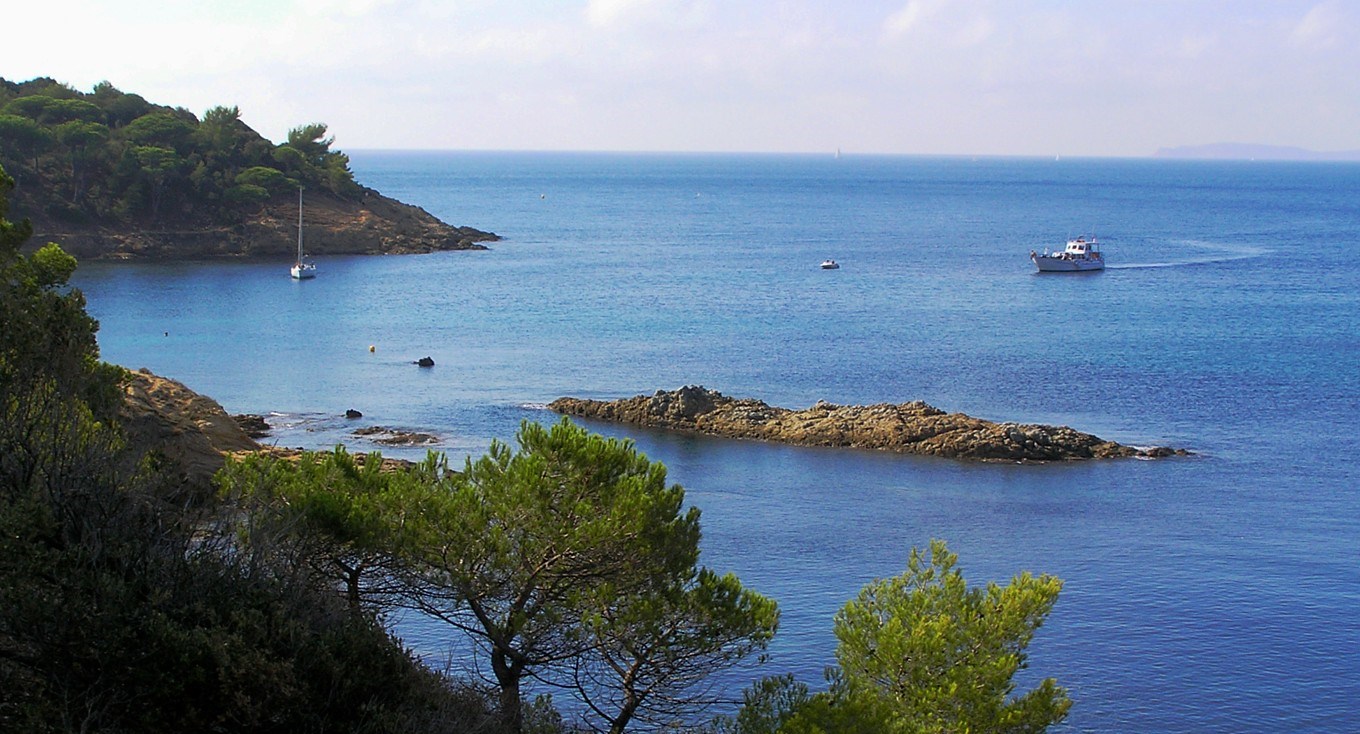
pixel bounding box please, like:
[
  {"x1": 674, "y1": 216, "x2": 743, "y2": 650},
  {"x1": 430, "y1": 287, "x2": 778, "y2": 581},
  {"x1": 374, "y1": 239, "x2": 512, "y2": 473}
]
[{"x1": 6, "y1": 1, "x2": 1358, "y2": 156}]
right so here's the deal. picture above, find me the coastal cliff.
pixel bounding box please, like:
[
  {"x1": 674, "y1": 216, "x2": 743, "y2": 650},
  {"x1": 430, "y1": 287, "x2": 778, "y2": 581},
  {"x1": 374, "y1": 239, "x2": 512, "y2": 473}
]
[
  {"x1": 550, "y1": 386, "x2": 1188, "y2": 462},
  {"x1": 27, "y1": 185, "x2": 497, "y2": 261}
]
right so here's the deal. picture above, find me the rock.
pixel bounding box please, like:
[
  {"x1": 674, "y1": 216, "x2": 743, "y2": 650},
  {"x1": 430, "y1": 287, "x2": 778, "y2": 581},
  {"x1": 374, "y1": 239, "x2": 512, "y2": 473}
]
[
  {"x1": 345, "y1": 409, "x2": 363, "y2": 419},
  {"x1": 352, "y1": 426, "x2": 439, "y2": 446},
  {"x1": 120, "y1": 369, "x2": 261, "y2": 492},
  {"x1": 549, "y1": 386, "x2": 1188, "y2": 462},
  {"x1": 118, "y1": 370, "x2": 434, "y2": 493},
  {"x1": 30, "y1": 186, "x2": 498, "y2": 262},
  {"x1": 233, "y1": 413, "x2": 272, "y2": 438},
  {"x1": 416, "y1": 357, "x2": 434, "y2": 367}
]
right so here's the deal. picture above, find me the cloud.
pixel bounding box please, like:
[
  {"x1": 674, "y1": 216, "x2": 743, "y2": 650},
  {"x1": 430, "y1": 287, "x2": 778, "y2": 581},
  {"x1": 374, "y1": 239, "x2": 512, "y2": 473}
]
[
  {"x1": 882, "y1": 0, "x2": 933, "y2": 38},
  {"x1": 954, "y1": 13, "x2": 994, "y2": 48},
  {"x1": 881, "y1": 0, "x2": 991, "y2": 48},
  {"x1": 585, "y1": 0, "x2": 708, "y2": 29},
  {"x1": 1289, "y1": 1, "x2": 1344, "y2": 49}
]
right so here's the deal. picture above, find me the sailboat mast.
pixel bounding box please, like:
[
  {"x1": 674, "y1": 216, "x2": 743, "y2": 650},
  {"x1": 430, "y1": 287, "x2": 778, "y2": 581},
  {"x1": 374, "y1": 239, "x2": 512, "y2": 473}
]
[{"x1": 297, "y1": 188, "x2": 304, "y2": 262}]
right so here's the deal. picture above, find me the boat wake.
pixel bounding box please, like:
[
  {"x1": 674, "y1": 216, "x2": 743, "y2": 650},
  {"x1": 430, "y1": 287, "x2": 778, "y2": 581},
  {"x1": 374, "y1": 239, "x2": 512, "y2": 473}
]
[{"x1": 1108, "y1": 240, "x2": 1267, "y2": 270}]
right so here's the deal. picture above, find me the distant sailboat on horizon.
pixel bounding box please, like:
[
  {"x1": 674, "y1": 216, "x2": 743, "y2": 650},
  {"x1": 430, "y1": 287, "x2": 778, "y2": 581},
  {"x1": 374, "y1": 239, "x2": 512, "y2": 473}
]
[{"x1": 290, "y1": 188, "x2": 316, "y2": 280}]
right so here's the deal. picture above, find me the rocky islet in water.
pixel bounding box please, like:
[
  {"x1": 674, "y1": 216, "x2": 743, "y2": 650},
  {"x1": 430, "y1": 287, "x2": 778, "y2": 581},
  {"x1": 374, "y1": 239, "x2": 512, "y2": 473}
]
[{"x1": 550, "y1": 386, "x2": 1188, "y2": 462}]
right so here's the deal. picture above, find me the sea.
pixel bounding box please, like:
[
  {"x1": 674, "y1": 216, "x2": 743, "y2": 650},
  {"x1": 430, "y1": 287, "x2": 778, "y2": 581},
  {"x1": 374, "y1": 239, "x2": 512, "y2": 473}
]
[{"x1": 72, "y1": 152, "x2": 1359, "y2": 732}]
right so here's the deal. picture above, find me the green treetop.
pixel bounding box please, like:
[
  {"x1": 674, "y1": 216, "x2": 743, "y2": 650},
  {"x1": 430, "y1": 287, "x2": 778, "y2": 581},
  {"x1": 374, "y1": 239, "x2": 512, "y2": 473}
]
[
  {"x1": 0, "y1": 76, "x2": 361, "y2": 227},
  {"x1": 725, "y1": 539, "x2": 1070, "y2": 734}
]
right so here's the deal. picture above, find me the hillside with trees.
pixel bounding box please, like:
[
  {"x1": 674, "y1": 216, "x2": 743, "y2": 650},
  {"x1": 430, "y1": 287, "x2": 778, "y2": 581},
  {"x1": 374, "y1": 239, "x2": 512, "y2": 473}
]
[{"x1": 0, "y1": 77, "x2": 495, "y2": 260}]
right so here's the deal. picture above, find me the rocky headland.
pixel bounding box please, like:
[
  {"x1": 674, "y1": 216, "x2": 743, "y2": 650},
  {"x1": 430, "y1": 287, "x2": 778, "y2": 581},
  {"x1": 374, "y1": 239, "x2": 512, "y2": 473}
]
[
  {"x1": 119, "y1": 369, "x2": 264, "y2": 490},
  {"x1": 30, "y1": 186, "x2": 497, "y2": 262},
  {"x1": 119, "y1": 369, "x2": 417, "y2": 493},
  {"x1": 549, "y1": 386, "x2": 1188, "y2": 462}
]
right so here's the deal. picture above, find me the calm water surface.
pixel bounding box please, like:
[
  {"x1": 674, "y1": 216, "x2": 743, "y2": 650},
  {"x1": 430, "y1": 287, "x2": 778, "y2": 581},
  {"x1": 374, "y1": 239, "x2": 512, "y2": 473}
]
[{"x1": 74, "y1": 153, "x2": 1360, "y2": 732}]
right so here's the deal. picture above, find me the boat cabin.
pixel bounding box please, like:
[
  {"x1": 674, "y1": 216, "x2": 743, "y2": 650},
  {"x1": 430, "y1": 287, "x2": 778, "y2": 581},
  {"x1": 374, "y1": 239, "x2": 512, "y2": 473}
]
[{"x1": 1064, "y1": 237, "x2": 1100, "y2": 258}]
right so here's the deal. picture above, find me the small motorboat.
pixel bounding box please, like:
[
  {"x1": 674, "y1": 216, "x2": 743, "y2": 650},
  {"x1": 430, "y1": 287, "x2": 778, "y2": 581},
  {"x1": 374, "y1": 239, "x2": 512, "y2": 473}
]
[
  {"x1": 1031, "y1": 237, "x2": 1104, "y2": 272},
  {"x1": 820, "y1": 259, "x2": 840, "y2": 270}
]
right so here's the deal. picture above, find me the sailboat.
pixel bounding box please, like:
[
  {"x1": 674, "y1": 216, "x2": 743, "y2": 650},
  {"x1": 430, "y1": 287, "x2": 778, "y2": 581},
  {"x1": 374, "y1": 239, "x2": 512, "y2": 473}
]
[{"x1": 290, "y1": 188, "x2": 316, "y2": 279}]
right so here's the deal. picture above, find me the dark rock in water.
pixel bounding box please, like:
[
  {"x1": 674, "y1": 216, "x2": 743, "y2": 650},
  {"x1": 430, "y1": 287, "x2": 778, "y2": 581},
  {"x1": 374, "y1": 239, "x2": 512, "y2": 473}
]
[
  {"x1": 1140, "y1": 446, "x2": 1191, "y2": 458},
  {"x1": 549, "y1": 386, "x2": 1190, "y2": 462},
  {"x1": 352, "y1": 425, "x2": 439, "y2": 446},
  {"x1": 232, "y1": 413, "x2": 272, "y2": 438},
  {"x1": 345, "y1": 409, "x2": 363, "y2": 419},
  {"x1": 416, "y1": 356, "x2": 435, "y2": 367}
]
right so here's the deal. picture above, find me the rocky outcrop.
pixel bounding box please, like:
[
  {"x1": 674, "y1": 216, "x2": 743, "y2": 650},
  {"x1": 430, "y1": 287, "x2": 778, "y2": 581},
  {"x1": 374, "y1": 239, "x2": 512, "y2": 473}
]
[
  {"x1": 549, "y1": 386, "x2": 1188, "y2": 462},
  {"x1": 233, "y1": 413, "x2": 272, "y2": 438},
  {"x1": 352, "y1": 426, "x2": 439, "y2": 446},
  {"x1": 119, "y1": 370, "x2": 425, "y2": 491},
  {"x1": 31, "y1": 186, "x2": 497, "y2": 261},
  {"x1": 119, "y1": 369, "x2": 261, "y2": 490}
]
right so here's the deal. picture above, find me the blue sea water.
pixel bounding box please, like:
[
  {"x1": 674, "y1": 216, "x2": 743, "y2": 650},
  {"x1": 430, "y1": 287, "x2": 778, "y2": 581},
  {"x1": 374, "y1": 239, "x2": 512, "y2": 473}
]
[{"x1": 73, "y1": 152, "x2": 1359, "y2": 732}]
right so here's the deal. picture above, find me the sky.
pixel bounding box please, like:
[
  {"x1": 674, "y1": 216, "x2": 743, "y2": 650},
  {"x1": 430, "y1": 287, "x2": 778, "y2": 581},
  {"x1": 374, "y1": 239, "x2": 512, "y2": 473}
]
[{"x1": 5, "y1": 0, "x2": 1358, "y2": 156}]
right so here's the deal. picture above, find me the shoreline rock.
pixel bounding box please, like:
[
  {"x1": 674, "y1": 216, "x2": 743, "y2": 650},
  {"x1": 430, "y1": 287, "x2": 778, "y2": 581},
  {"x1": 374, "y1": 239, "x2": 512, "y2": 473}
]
[
  {"x1": 120, "y1": 369, "x2": 262, "y2": 491},
  {"x1": 29, "y1": 185, "x2": 497, "y2": 262},
  {"x1": 549, "y1": 386, "x2": 1189, "y2": 462},
  {"x1": 352, "y1": 426, "x2": 440, "y2": 446},
  {"x1": 233, "y1": 413, "x2": 272, "y2": 438},
  {"x1": 120, "y1": 370, "x2": 428, "y2": 494}
]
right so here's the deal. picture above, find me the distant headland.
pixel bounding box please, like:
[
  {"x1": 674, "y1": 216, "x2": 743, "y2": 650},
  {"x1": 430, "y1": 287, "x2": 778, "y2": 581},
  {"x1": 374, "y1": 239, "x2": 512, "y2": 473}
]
[
  {"x1": 550, "y1": 386, "x2": 1189, "y2": 462},
  {"x1": 0, "y1": 76, "x2": 496, "y2": 260},
  {"x1": 1153, "y1": 143, "x2": 1360, "y2": 162}
]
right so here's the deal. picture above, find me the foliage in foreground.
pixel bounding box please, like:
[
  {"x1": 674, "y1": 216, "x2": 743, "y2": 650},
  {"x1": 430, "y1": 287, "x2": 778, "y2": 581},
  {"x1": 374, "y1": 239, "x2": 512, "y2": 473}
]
[
  {"x1": 222, "y1": 419, "x2": 780, "y2": 734},
  {"x1": 720, "y1": 539, "x2": 1070, "y2": 734},
  {"x1": 0, "y1": 162, "x2": 500, "y2": 733}
]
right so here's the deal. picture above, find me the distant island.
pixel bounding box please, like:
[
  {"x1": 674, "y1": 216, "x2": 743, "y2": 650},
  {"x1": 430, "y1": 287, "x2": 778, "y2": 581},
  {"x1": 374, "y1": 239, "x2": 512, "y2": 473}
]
[
  {"x1": 1153, "y1": 143, "x2": 1360, "y2": 162},
  {"x1": 0, "y1": 76, "x2": 496, "y2": 260},
  {"x1": 551, "y1": 386, "x2": 1189, "y2": 462}
]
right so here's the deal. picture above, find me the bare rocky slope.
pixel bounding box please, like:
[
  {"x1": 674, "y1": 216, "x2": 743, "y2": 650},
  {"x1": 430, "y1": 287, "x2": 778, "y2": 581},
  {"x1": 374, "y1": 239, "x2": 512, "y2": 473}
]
[
  {"x1": 550, "y1": 386, "x2": 1189, "y2": 462},
  {"x1": 118, "y1": 369, "x2": 262, "y2": 490}
]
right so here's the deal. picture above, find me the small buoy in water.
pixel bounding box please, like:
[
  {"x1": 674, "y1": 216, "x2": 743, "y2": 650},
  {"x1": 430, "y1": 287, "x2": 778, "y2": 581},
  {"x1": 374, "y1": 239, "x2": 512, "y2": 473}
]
[
  {"x1": 540, "y1": 193, "x2": 546, "y2": 199},
  {"x1": 369, "y1": 345, "x2": 376, "y2": 353}
]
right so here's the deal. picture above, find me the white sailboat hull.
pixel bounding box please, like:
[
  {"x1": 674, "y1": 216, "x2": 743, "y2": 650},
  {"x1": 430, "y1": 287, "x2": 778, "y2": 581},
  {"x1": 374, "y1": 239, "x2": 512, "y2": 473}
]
[{"x1": 290, "y1": 264, "x2": 316, "y2": 279}]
